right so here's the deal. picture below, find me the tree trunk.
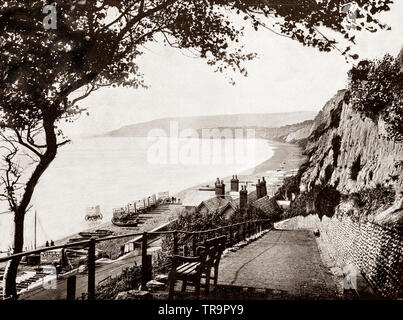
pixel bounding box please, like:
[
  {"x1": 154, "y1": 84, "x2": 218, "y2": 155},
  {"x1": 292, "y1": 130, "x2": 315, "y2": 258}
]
[
  {"x1": 4, "y1": 211, "x2": 24, "y2": 298},
  {"x1": 4, "y1": 116, "x2": 58, "y2": 299}
]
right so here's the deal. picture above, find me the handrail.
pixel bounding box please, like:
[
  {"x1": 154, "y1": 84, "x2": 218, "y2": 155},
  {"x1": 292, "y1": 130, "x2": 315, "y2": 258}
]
[
  {"x1": 0, "y1": 217, "x2": 272, "y2": 300},
  {"x1": 0, "y1": 219, "x2": 271, "y2": 263},
  {"x1": 0, "y1": 239, "x2": 91, "y2": 263}
]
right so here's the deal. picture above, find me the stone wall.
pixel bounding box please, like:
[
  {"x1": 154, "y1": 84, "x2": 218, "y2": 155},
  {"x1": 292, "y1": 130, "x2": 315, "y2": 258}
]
[{"x1": 275, "y1": 214, "x2": 402, "y2": 298}]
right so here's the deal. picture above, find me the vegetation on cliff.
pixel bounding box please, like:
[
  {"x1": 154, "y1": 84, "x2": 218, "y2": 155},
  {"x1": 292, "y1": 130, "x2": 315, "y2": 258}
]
[
  {"x1": 348, "y1": 54, "x2": 403, "y2": 142},
  {"x1": 276, "y1": 51, "x2": 403, "y2": 222}
]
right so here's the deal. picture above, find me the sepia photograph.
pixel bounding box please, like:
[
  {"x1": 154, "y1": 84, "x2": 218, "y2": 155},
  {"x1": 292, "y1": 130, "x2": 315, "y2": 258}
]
[{"x1": 0, "y1": 0, "x2": 402, "y2": 313}]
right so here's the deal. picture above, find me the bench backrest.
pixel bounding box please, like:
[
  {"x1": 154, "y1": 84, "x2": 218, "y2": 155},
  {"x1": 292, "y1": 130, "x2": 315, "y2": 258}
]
[{"x1": 204, "y1": 235, "x2": 226, "y2": 268}]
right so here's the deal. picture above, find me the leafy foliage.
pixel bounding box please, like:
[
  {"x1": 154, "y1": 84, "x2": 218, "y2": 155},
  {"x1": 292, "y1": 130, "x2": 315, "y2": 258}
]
[
  {"x1": 275, "y1": 161, "x2": 310, "y2": 200},
  {"x1": 0, "y1": 0, "x2": 394, "y2": 296},
  {"x1": 281, "y1": 183, "x2": 341, "y2": 220},
  {"x1": 350, "y1": 184, "x2": 396, "y2": 216},
  {"x1": 281, "y1": 191, "x2": 312, "y2": 219},
  {"x1": 331, "y1": 134, "x2": 342, "y2": 167},
  {"x1": 0, "y1": 0, "x2": 392, "y2": 223},
  {"x1": 348, "y1": 54, "x2": 403, "y2": 142},
  {"x1": 312, "y1": 185, "x2": 341, "y2": 219},
  {"x1": 94, "y1": 266, "x2": 142, "y2": 300}
]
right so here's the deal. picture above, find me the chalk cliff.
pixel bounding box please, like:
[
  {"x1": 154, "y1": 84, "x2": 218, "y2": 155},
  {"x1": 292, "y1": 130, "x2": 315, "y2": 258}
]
[{"x1": 291, "y1": 89, "x2": 403, "y2": 224}]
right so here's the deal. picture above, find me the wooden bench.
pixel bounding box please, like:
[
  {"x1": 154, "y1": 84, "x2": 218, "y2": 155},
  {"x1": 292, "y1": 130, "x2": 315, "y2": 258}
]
[
  {"x1": 168, "y1": 235, "x2": 226, "y2": 299},
  {"x1": 201, "y1": 236, "x2": 226, "y2": 294}
]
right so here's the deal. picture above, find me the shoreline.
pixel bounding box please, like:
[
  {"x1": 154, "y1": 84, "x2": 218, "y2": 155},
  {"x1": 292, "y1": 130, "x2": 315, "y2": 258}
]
[
  {"x1": 174, "y1": 140, "x2": 305, "y2": 203},
  {"x1": 64, "y1": 140, "x2": 305, "y2": 246},
  {"x1": 1, "y1": 140, "x2": 305, "y2": 262}
]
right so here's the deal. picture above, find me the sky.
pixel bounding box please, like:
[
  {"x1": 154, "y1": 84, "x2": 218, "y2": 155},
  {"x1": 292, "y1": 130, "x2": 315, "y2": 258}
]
[{"x1": 64, "y1": 1, "x2": 403, "y2": 137}]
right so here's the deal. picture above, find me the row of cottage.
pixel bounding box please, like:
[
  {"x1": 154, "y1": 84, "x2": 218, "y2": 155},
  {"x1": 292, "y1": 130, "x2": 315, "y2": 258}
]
[{"x1": 192, "y1": 175, "x2": 290, "y2": 221}]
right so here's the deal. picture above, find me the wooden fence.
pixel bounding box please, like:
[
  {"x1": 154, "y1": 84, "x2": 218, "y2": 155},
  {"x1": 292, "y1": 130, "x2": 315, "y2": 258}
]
[{"x1": 0, "y1": 219, "x2": 272, "y2": 300}]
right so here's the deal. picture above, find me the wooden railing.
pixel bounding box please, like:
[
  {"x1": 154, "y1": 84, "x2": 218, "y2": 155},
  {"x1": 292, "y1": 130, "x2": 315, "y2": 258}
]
[{"x1": 0, "y1": 219, "x2": 272, "y2": 300}]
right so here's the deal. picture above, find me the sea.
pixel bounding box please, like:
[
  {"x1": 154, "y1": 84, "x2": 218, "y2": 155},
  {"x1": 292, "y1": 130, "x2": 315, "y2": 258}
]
[{"x1": 0, "y1": 136, "x2": 275, "y2": 251}]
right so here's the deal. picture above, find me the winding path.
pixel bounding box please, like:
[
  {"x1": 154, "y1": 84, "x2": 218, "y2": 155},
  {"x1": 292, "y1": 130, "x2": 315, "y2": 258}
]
[{"x1": 217, "y1": 229, "x2": 339, "y2": 299}]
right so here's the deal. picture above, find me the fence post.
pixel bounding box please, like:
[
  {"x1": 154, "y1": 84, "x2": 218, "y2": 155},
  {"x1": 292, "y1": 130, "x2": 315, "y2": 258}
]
[
  {"x1": 229, "y1": 226, "x2": 233, "y2": 246},
  {"x1": 87, "y1": 238, "x2": 96, "y2": 300},
  {"x1": 145, "y1": 255, "x2": 152, "y2": 285},
  {"x1": 66, "y1": 275, "x2": 76, "y2": 300},
  {"x1": 192, "y1": 233, "x2": 197, "y2": 256},
  {"x1": 173, "y1": 231, "x2": 178, "y2": 256},
  {"x1": 141, "y1": 232, "x2": 148, "y2": 288}
]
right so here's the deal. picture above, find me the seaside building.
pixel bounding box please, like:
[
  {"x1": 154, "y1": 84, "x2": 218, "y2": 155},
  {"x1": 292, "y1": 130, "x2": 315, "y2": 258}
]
[
  {"x1": 250, "y1": 196, "x2": 282, "y2": 220},
  {"x1": 197, "y1": 196, "x2": 238, "y2": 220}
]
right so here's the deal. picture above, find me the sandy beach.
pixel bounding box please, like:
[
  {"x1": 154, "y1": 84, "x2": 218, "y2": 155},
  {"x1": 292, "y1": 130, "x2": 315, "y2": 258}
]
[
  {"x1": 174, "y1": 140, "x2": 305, "y2": 205},
  {"x1": 56, "y1": 140, "x2": 304, "y2": 258},
  {"x1": 0, "y1": 139, "x2": 304, "y2": 298},
  {"x1": 2, "y1": 140, "x2": 304, "y2": 266}
]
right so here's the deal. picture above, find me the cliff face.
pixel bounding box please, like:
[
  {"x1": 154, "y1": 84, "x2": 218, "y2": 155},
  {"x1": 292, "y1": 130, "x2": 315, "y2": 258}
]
[{"x1": 296, "y1": 89, "x2": 403, "y2": 223}]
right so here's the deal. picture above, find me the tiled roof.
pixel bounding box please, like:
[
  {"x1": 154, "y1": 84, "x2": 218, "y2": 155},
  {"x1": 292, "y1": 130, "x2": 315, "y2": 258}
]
[
  {"x1": 251, "y1": 195, "x2": 276, "y2": 213},
  {"x1": 234, "y1": 190, "x2": 257, "y2": 207},
  {"x1": 248, "y1": 190, "x2": 258, "y2": 204},
  {"x1": 198, "y1": 196, "x2": 238, "y2": 215}
]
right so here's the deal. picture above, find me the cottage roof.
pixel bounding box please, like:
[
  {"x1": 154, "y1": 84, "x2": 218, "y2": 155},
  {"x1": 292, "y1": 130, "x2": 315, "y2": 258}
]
[
  {"x1": 251, "y1": 195, "x2": 277, "y2": 214},
  {"x1": 197, "y1": 196, "x2": 238, "y2": 215}
]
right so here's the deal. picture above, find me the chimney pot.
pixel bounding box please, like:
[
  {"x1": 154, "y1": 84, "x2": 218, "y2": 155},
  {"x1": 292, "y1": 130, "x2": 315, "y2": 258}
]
[
  {"x1": 239, "y1": 185, "x2": 248, "y2": 216},
  {"x1": 256, "y1": 180, "x2": 262, "y2": 199},
  {"x1": 231, "y1": 174, "x2": 239, "y2": 192}
]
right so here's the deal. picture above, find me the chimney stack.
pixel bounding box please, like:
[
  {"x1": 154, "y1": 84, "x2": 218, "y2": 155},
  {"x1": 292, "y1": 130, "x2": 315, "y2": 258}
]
[
  {"x1": 215, "y1": 178, "x2": 225, "y2": 198},
  {"x1": 239, "y1": 185, "x2": 248, "y2": 216},
  {"x1": 215, "y1": 178, "x2": 221, "y2": 196},
  {"x1": 230, "y1": 175, "x2": 239, "y2": 192},
  {"x1": 256, "y1": 179, "x2": 262, "y2": 199},
  {"x1": 261, "y1": 177, "x2": 267, "y2": 197}
]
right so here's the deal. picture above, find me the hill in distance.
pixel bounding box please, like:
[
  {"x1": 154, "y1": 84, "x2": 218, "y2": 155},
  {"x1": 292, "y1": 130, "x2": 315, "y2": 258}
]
[{"x1": 104, "y1": 111, "x2": 317, "y2": 137}]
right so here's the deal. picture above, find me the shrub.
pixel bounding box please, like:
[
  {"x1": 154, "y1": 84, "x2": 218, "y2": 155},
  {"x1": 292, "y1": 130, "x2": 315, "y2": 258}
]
[
  {"x1": 159, "y1": 205, "x2": 245, "y2": 258},
  {"x1": 281, "y1": 184, "x2": 341, "y2": 220},
  {"x1": 94, "y1": 266, "x2": 142, "y2": 300},
  {"x1": 351, "y1": 184, "x2": 396, "y2": 216},
  {"x1": 348, "y1": 54, "x2": 403, "y2": 142},
  {"x1": 312, "y1": 185, "x2": 341, "y2": 219},
  {"x1": 331, "y1": 134, "x2": 342, "y2": 167},
  {"x1": 282, "y1": 192, "x2": 313, "y2": 219}
]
